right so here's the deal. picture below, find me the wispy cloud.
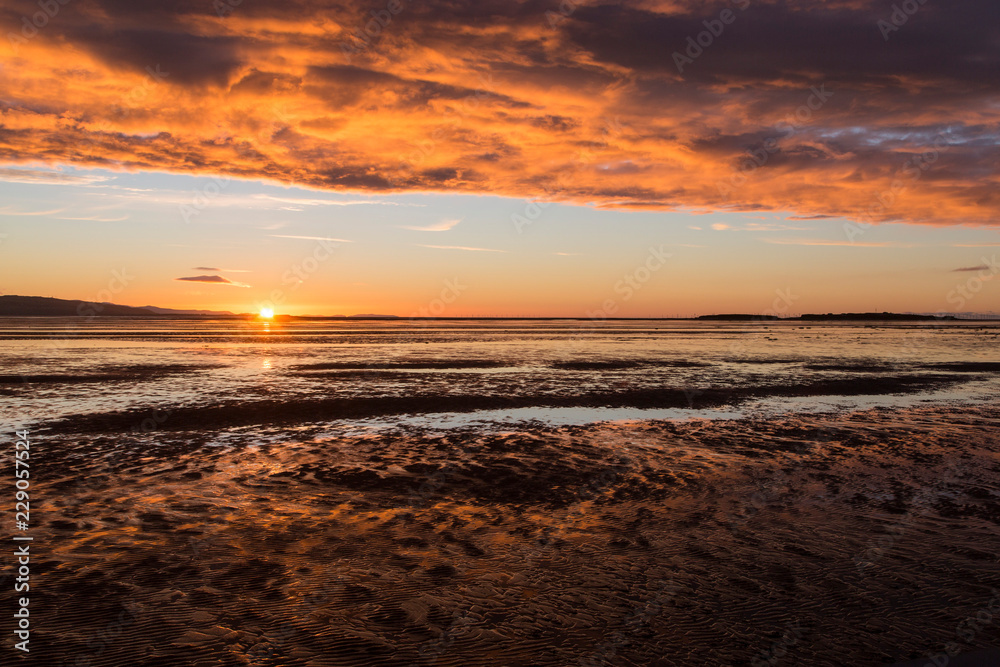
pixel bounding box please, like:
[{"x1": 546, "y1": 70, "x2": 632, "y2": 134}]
[
  {"x1": 952, "y1": 265, "x2": 991, "y2": 272},
  {"x1": 763, "y1": 239, "x2": 913, "y2": 248},
  {"x1": 741, "y1": 223, "x2": 811, "y2": 232},
  {"x1": 417, "y1": 244, "x2": 506, "y2": 253},
  {"x1": 0, "y1": 168, "x2": 110, "y2": 186},
  {"x1": 400, "y1": 219, "x2": 462, "y2": 232},
  {"x1": 175, "y1": 275, "x2": 251, "y2": 287},
  {"x1": 269, "y1": 235, "x2": 353, "y2": 242},
  {"x1": 255, "y1": 195, "x2": 406, "y2": 207},
  {"x1": 80, "y1": 190, "x2": 417, "y2": 211},
  {"x1": 56, "y1": 214, "x2": 130, "y2": 222},
  {"x1": 0, "y1": 207, "x2": 66, "y2": 216},
  {"x1": 701, "y1": 223, "x2": 810, "y2": 233}
]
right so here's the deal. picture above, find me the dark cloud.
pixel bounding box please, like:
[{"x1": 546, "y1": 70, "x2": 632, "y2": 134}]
[
  {"x1": 175, "y1": 275, "x2": 250, "y2": 287},
  {"x1": 230, "y1": 70, "x2": 303, "y2": 95},
  {"x1": 177, "y1": 275, "x2": 229, "y2": 283},
  {"x1": 530, "y1": 114, "x2": 579, "y2": 132},
  {"x1": 422, "y1": 167, "x2": 461, "y2": 182},
  {"x1": 952, "y1": 265, "x2": 991, "y2": 272},
  {"x1": 90, "y1": 30, "x2": 243, "y2": 87},
  {"x1": 565, "y1": 1, "x2": 1000, "y2": 87}
]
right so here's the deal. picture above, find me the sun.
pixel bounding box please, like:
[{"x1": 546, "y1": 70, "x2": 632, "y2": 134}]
[{"x1": 259, "y1": 307, "x2": 274, "y2": 319}]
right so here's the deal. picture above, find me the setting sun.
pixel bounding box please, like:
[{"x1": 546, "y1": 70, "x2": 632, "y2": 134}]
[{"x1": 259, "y1": 308, "x2": 274, "y2": 319}]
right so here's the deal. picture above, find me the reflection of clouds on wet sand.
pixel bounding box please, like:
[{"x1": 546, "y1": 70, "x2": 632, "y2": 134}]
[
  {"x1": 4, "y1": 320, "x2": 1000, "y2": 433},
  {"x1": 16, "y1": 403, "x2": 1000, "y2": 665}
]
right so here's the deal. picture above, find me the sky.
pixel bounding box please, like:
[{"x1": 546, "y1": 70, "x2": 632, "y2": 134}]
[{"x1": 0, "y1": 0, "x2": 998, "y2": 316}]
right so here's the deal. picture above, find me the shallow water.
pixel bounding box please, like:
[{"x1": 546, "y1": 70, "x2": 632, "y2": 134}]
[{"x1": 2, "y1": 318, "x2": 999, "y2": 431}]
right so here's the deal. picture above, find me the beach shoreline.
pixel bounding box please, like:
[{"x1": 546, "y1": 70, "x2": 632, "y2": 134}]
[{"x1": 6, "y1": 401, "x2": 999, "y2": 666}]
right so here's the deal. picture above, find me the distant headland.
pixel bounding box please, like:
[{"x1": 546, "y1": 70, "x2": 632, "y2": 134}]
[
  {"x1": 1, "y1": 296, "x2": 996, "y2": 320},
  {"x1": 697, "y1": 312, "x2": 961, "y2": 322}
]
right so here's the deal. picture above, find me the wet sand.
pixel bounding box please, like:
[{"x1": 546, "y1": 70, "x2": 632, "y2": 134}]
[
  {"x1": 41, "y1": 372, "x2": 968, "y2": 434},
  {"x1": 7, "y1": 402, "x2": 1000, "y2": 666}
]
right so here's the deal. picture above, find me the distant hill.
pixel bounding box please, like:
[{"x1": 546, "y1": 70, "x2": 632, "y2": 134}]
[
  {"x1": 697, "y1": 312, "x2": 967, "y2": 322},
  {"x1": 798, "y1": 312, "x2": 957, "y2": 321},
  {"x1": 0, "y1": 295, "x2": 237, "y2": 317},
  {"x1": 0, "y1": 296, "x2": 403, "y2": 319},
  {"x1": 0, "y1": 295, "x2": 157, "y2": 317}
]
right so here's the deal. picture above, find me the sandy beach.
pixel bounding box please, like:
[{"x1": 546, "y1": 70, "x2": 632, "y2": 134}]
[{"x1": 6, "y1": 400, "x2": 999, "y2": 666}]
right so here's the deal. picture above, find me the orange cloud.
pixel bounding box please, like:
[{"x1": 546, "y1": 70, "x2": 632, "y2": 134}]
[{"x1": 0, "y1": 0, "x2": 997, "y2": 227}]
